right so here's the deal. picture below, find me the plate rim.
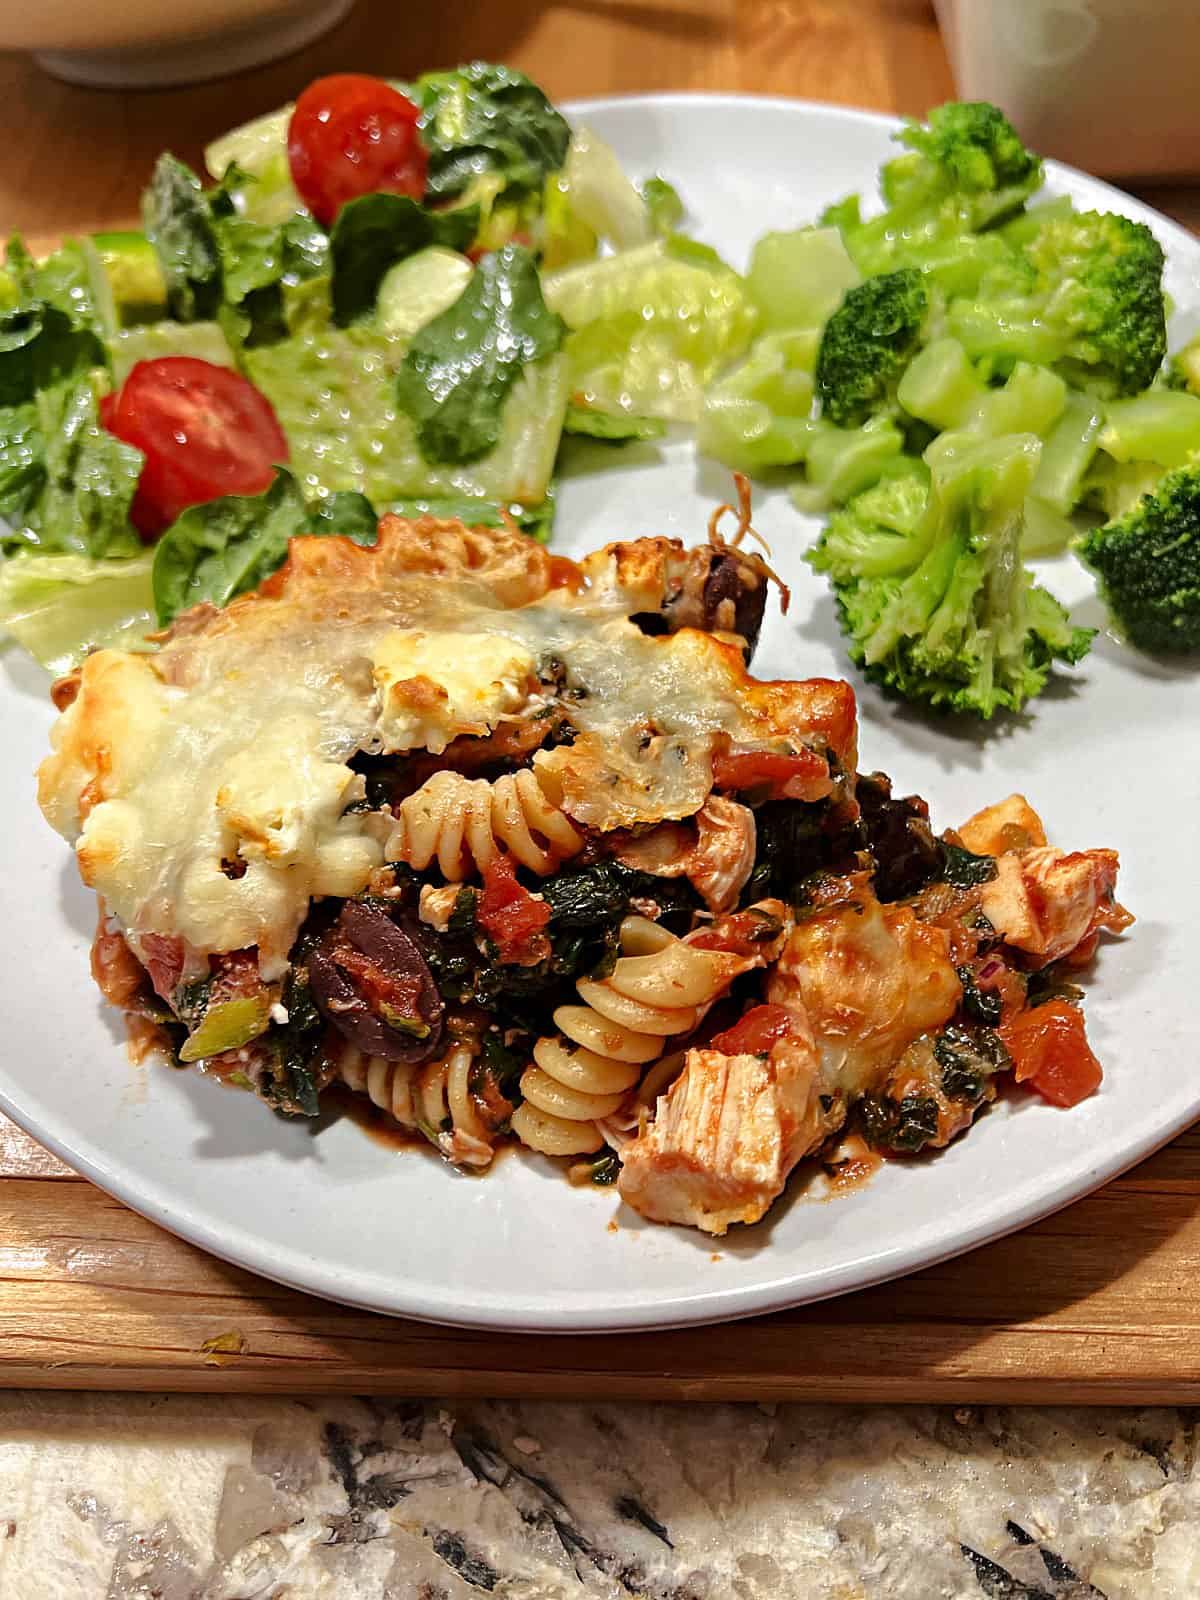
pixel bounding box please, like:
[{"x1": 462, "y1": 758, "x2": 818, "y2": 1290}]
[{"x1": 2, "y1": 90, "x2": 1194, "y2": 1334}]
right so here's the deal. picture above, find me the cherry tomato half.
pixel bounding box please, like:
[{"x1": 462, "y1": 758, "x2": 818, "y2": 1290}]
[
  {"x1": 102, "y1": 358, "x2": 289, "y2": 538},
  {"x1": 288, "y1": 73, "x2": 427, "y2": 227}
]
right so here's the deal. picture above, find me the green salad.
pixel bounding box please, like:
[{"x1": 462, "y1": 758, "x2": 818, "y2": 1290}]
[{"x1": 0, "y1": 73, "x2": 1197, "y2": 715}]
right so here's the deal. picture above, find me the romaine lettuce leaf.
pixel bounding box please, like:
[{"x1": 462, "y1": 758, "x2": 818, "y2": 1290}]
[
  {"x1": 414, "y1": 62, "x2": 570, "y2": 202},
  {"x1": 395, "y1": 244, "x2": 565, "y2": 464},
  {"x1": 545, "y1": 242, "x2": 757, "y2": 422},
  {"x1": 141, "y1": 154, "x2": 223, "y2": 322},
  {"x1": 641, "y1": 176, "x2": 684, "y2": 237},
  {"x1": 0, "y1": 549, "x2": 156, "y2": 672},
  {"x1": 556, "y1": 127, "x2": 652, "y2": 252},
  {"x1": 563, "y1": 401, "x2": 666, "y2": 442},
  {"x1": 244, "y1": 319, "x2": 567, "y2": 506},
  {"x1": 0, "y1": 302, "x2": 105, "y2": 408},
  {"x1": 0, "y1": 373, "x2": 142, "y2": 559},
  {"x1": 698, "y1": 330, "x2": 819, "y2": 471}
]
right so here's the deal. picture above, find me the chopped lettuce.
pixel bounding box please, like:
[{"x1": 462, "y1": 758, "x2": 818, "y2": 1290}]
[
  {"x1": 395, "y1": 244, "x2": 565, "y2": 464},
  {"x1": 413, "y1": 62, "x2": 571, "y2": 203},
  {"x1": 0, "y1": 549, "x2": 156, "y2": 672},
  {"x1": 244, "y1": 317, "x2": 568, "y2": 505},
  {"x1": 0, "y1": 372, "x2": 142, "y2": 559},
  {"x1": 141, "y1": 154, "x2": 223, "y2": 322},
  {"x1": 110, "y1": 320, "x2": 236, "y2": 387},
  {"x1": 641, "y1": 176, "x2": 684, "y2": 237},
  {"x1": 216, "y1": 211, "x2": 329, "y2": 343},
  {"x1": 0, "y1": 301, "x2": 105, "y2": 408},
  {"x1": 698, "y1": 330, "x2": 818, "y2": 471},
  {"x1": 545, "y1": 241, "x2": 757, "y2": 422},
  {"x1": 746, "y1": 227, "x2": 860, "y2": 332},
  {"x1": 563, "y1": 401, "x2": 666, "y2": 442},
  {"x1": 557, "y1": 127, "x2": 652, "y2": 252}
]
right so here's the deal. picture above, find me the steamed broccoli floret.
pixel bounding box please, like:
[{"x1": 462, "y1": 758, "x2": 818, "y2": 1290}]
[
  {"x1": 1077, "y1": 465, "x2": 1200, "y2": 652},
  {"x1": 1166, "y1": 333, "x2": 1200, "y2": 395},
  {"x1": 809, "y1": 430, "x2": 1093, "y2": 717},
  {"x1": 816, "y1": 269, "x2": 928, "y2": 427},
  {"x1": 823, "y1": 103, "x2": 1043, "y2": 292},
  {"x1": 884, "y1": 101, "x2": 1044, "y2": 231},
  {"x1": 948, "y1": 210, "x2": 1167, "y2": 397}
]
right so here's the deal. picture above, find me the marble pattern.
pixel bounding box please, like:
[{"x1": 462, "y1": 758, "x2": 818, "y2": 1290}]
[{"x1": 0, "y1": 1394, "x2": 1196, "y2": 1597}]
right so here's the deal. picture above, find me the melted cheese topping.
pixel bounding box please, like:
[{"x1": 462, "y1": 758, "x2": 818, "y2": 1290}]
[
  {"x1": 38, "y1": 516, "x2": 857, "y2": 977},
  {"x1": 373, "y1": 629, "x2": 537, "y2": 754}
]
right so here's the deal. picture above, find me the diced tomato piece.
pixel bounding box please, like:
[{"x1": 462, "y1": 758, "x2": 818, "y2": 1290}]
[
  {"x1": 711, "y1": 746, "x2": 828, "y2": 798},
  {"x1": 478, "y1": 853, "x2": 551, "y2": 963},
  {"x1": 710, "y1": 1004, "x2": 798, "y2": 1057},
  {"x1": 1000, "y1": 1000, "x2": 1103, "y2": 1108}
]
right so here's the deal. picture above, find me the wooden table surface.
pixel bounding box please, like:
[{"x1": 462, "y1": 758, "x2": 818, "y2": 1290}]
[{"x1": 2, "y1": 0, "x2": 1200, "y2": 1401}]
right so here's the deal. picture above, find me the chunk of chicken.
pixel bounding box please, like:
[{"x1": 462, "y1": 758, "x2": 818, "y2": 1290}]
[
  {"x1": 619, "y1": 879, "x2": 960, "y2": 1234},
  {"x1": 980, "y1": 846, "x2": 1132, "y2": 967},
  {"x1": 767, "y1": 877, "x2": 962, "y2": 1103},
  {"x1": 618, "y1": 1009, "x2": 836, "y2": 1233},
  {"x1": 610, "y1": 798, "x2": 757, "y2": 913},
  {"x1": 958, "y1": 793, "x2": 1048, "y2": 856}
]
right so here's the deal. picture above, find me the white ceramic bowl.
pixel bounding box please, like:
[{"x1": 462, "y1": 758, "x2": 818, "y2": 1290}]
[
  {"x1": 935, "y1": 0, "x2": 1200, "y2": 180},
  {"x1": 6, "y1": 0, "x2": 354, "y2": 89}
]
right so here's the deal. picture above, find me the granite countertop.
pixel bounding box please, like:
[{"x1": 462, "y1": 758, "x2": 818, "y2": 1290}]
[{"x1": 1, "y1": 1392, "x2": 1196, "y2": 1597}]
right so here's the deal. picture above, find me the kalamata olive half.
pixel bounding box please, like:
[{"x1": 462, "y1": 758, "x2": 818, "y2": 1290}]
[
  {"x1": 307, "y1": 902, "x2": 445, "y2": 1063},
  {"x1": 701, "y1": 552, "x2": 768, "y2": 659}
]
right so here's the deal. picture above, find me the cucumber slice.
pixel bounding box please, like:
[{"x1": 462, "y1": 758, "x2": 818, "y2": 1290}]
[
  {"x1": 376, "y1": 248, "x2": 474, "y2": 342},
  {"x1": 110, "y1": 321, "x2": 236, "y2": 386},
  {"x1": 204, "y1": 106, "x2": 301, "y2": 224},
  {"x1": 85, "y1": 232, "x2": 168, "y2": 331}
]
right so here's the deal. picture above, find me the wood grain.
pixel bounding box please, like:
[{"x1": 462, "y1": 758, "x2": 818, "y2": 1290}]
[
  {"x1": 0, "y1": 1115, "x2": 1199, "y2": 1400},
  {"x1": 1, "y1": 0, "x2": 1199, "y2": 1401},
  {"x1": 0, "y1": 0, "x2": 953, "y2": 235}
]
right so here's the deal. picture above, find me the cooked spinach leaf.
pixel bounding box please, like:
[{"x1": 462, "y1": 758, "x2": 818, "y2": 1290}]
[
  {"x1": 859, "y1": 1093, "x2": 940, "y2": 1153},
  {"x1": 940, "y1": 842, "x2": 998, "y2": 889},
  {"x1": 933, "y1": 1023, "x2": 1009, "y2": 1103},
  {"x1": 956, "y1": 965, "x2": 1003, "y2": 1027},
  {"x1": 330, "y1": 193, "x2": 476, "y2": 325},
  {"x1": 415, "y1": 62, "x2": 570, "y2": 202},
  {"x1": 395, "y1": 244, "x2": 564, "y2": 464},
  {"x1": 142, "y1": 153, "x2": 223, "y2": 321}
]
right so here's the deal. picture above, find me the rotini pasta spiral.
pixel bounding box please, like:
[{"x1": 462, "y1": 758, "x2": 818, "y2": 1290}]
[
  {"x1": 510, "y1": 917, "x2": 748, "y2": 1157},
  {"x1": 332, "y1": 1037, "x2": 496, "y2": 1168},
  {"x1": 386, "y1": 768, "x2": 583, "y2": 881}
]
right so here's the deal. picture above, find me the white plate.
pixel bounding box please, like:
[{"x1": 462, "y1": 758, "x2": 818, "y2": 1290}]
[{"x1": 1, "y1": 95, "x2": 1196, "y2": 1333}]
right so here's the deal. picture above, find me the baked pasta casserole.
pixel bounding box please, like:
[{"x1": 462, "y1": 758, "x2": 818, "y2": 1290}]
[{"x1": 37, "y1": 508, "x2": 1130, "y2": 1234}]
